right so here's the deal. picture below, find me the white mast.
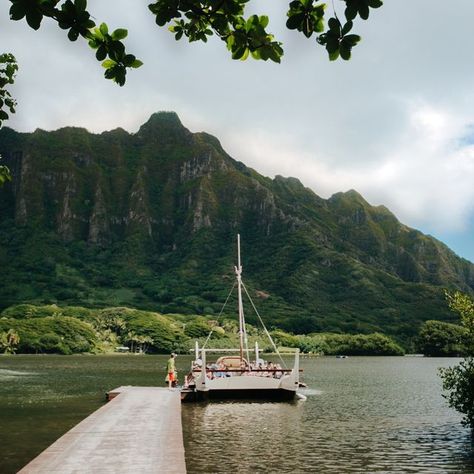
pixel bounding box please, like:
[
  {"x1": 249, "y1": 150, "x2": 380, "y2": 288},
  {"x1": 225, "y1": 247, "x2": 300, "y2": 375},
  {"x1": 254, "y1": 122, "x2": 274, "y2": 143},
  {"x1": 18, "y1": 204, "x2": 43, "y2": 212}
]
[{"x1": 235, "y1": 234, "x2": 244, "y2": 364}]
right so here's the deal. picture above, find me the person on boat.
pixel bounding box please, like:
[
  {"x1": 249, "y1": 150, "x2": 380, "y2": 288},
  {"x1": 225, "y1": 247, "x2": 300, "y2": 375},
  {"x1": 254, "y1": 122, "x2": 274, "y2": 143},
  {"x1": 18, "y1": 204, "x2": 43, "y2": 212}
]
[
  {"x1": 274, "y1": 363, "x2": 283, "y2": 379},
  {"x1": 267, "y1": 361, "x2": 275, "y2": 378},
  {"x1": 215, "y1": 362, "x2": 226, "y2": 378},
  {"x1": 167, "y1": 353, "x2": 177, "y2": 389}
]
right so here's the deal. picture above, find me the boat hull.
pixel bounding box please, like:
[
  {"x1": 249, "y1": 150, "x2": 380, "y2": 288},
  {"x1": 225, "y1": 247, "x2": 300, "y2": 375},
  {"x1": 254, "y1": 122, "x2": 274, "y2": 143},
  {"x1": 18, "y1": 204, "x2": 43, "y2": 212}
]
[{"x1": 182, "y1": 387, "x2": 297, "y2": 402}]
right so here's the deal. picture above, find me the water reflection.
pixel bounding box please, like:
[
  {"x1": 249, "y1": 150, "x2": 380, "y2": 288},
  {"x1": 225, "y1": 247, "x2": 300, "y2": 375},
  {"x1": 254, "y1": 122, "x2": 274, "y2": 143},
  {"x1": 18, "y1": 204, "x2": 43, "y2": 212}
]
[{"x1": 182, "y1": 357, "x2": 474, "y2": 473}]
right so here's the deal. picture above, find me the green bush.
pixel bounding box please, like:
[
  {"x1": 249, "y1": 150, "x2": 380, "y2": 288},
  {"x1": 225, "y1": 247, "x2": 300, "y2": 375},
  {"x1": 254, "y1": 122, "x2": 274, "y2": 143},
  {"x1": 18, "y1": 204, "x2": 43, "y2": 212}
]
[
  {"x1": 322, "y1": 333, "x2": 404, "y2": 356},
  {"x1": 416, "y1": 320, "x2": 468, "y2": 356},
  {"x1": 0, "y1": 316, "x2": 97, "y2": 354},
  {"x1": 184, "y1": 318, "x2": 213, "y2": 338},
  {"x1": 440, "y1": 358, "x2": 474, "y2": 431},
  {"x1": 1, "y1": 304, "x2": 61, "y2": 319},
  {"x1": 99, "y1": 307, "x2": 185, "y2": 353}
]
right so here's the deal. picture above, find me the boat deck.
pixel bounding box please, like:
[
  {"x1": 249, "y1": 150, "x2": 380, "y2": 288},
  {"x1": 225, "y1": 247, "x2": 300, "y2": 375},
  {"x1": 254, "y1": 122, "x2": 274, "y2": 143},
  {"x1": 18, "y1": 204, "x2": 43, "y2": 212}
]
[{"x1": 18, "y1": 386, "x2": 186, "y2": 474}]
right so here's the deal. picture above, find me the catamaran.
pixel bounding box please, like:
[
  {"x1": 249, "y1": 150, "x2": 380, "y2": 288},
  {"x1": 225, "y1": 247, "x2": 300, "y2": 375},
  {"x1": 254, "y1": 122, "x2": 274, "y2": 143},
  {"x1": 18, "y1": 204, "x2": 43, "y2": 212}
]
[{"x1": 181, "y1": 234, "x2": 302, "y2": 401}]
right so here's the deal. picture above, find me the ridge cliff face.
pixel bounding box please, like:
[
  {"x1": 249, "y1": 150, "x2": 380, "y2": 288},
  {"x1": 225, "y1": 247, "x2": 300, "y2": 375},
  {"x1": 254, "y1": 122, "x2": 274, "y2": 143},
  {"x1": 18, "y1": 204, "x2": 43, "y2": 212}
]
[{"x1": 1, "y1": 112, "x2": 473, "y2": 342}]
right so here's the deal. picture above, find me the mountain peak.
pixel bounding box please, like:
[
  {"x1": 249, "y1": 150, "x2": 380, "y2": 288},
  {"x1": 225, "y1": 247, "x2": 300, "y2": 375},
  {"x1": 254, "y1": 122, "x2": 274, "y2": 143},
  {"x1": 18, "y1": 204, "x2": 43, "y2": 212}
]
[
  {"x1": 143, "y1": 111, "x2": 182, "y2": 127},
  {"x1": 329, "y1": 189, "x2": 368, "y2": 206},
  {"x1": 136, "y1": 111, "x2": 192, "y2": 145}
]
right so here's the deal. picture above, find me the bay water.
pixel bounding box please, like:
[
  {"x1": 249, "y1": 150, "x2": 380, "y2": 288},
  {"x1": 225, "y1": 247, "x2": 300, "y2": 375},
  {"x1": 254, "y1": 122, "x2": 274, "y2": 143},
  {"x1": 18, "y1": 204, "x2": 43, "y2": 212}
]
[{"x1": 0, "y1": 355, "x2": 473, "y2": 473}]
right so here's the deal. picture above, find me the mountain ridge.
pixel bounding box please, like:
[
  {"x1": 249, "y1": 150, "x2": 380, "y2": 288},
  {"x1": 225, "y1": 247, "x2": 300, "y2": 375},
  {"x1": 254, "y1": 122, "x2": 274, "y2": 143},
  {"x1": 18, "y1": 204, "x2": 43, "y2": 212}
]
[{"x1": 1, "y1": 111, "x2": 473, "y2": 344}]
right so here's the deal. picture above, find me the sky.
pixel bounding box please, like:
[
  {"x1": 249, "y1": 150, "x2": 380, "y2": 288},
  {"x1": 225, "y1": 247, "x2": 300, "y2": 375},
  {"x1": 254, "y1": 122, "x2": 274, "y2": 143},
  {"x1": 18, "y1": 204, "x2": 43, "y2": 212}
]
[{"x1": 1, "y1": 0, "x2": 473, "y2": 262}]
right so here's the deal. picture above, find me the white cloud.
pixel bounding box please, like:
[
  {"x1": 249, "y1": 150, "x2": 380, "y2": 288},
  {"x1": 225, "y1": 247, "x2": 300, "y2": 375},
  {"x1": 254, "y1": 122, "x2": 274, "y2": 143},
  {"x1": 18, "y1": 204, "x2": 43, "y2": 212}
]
[{"x1": 224, "y1": 102, "x2": 474, "y2": 234}]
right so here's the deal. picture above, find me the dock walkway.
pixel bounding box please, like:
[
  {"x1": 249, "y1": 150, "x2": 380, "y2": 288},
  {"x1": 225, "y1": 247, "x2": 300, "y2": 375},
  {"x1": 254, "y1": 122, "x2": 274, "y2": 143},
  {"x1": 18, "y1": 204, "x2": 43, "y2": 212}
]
[{"x1": 19, "y1": 387, "x2": 186, "y2": 474}]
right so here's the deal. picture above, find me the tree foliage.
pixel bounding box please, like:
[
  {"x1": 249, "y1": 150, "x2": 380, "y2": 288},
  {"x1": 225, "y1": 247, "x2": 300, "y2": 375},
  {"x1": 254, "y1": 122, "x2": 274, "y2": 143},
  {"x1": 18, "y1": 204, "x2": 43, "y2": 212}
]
[
  {"x1": 446, "y1": 291, "x2": 474, "y2": 338},
  {"x1": 6, "y1": 0, "x2": 383, "y2": 72},
  {"x1": 0, "y1": 53, "x2": 17, "y2": 127},
  {"x1": 439, "y1": 291, "x2": 474, "y2": 431},
  {"x1": 416, "y1": 320, "x2": 468, "y2": 357},
  {"x1": 439, "y1": 358, "x2": 474, "y2": 431},
  {"x1": 271, "y1": 330, "x2": 404, "y2": 355},
  {"x1": 1, "y1": 0, "x2": 383, "y2": 114},
  {"x1": 0, "y1": 53, "x2": 18, "y2": 183},
  {"x1": 8, "y1": 0, "x2": 142, "y2": 86},
  {"x1": 0, "y1": 328, "x2": 20, "y2": 353},
  {"x1": 0, "y1": 315, "x2": 96, "y2": 354}
]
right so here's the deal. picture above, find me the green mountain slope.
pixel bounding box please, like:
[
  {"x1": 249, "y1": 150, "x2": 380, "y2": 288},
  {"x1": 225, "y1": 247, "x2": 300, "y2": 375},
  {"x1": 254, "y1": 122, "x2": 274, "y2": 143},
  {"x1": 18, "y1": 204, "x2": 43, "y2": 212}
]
[{"x1": 1, "y1": 112, "x2": 473, "y2": 344}]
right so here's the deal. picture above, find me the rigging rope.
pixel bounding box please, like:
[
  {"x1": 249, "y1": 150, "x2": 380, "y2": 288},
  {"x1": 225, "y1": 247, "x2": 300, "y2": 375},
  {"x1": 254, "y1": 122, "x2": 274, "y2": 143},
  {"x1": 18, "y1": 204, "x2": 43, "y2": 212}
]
[
  {"x1": 241, "y1": 281, "x2": 288, "y2": 369},
  {"x1": 201, "y1": 281, "x2": 236, "y2": 352}
]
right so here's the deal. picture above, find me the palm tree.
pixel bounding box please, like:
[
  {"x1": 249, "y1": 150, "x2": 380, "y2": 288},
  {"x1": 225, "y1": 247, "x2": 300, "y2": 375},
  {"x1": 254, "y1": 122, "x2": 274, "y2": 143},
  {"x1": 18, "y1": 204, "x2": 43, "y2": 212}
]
[{"x1": 0, "y1": 329, "x2": 20, "y2": 354}]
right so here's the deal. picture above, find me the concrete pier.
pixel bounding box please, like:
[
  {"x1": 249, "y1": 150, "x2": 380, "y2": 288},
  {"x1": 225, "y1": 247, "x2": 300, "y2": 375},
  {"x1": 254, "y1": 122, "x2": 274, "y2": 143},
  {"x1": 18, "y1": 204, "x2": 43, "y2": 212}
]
[{"x1": 19, "y1": 387, "x2": 186, "y2": 474}]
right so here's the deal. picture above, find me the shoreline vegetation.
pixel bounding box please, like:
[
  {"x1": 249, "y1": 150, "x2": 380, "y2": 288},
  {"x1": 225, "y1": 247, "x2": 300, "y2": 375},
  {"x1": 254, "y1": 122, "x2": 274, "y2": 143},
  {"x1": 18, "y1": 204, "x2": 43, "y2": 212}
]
[
  {"x1": 1, "y1": 302, "x2": 469, "y2": 358},
  {"x1": 0, "y1": 303, "x2": 409, "y2": 356}
]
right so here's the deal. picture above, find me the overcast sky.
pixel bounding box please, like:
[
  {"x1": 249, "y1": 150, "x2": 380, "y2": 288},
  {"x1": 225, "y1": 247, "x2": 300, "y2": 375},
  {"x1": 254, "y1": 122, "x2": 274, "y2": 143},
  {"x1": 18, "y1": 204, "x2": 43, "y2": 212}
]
[{"x1": 1, "y1": 0, "x2": 473, "y2": 262}]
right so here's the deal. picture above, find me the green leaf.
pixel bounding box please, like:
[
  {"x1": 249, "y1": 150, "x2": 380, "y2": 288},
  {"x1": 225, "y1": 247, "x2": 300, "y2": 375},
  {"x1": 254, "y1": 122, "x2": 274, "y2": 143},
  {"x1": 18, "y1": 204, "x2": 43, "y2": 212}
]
[
  {"x1": 344, "y1": 34, "x2": 361, "y2": 46},
  {"x1": 341, "y1": 20, "x2": 353, "y2": 35},
  {"x1": 96, "y1": 45, "x2": 107, "y2": 61},
  {"x1": 123, "y1": 54, "x2": 136, "y2": 67},
  {"x1": 326, "y1": 37, "x2": 339, "y2": 53},
  {"x1": 286, "y1": 13, "x2": 304, "y2": 30},
  {"x1": 368, "y1": 0, "x2": 383, "y2": 8},
  {"x1": 75, "y1": 0, "x2": 87, "y2": 11},
  {"x1": 93, "y1": 27, "x2": 104, "y2": 41},
  {"x1": 25, "y1": 8, "x2": 43, "y2": 30},
  {"x1": 328, "y1": 48, "x2": 339, "y2": 61},
  {"x1": 131, "y1": 59, "x2": 143, "y2": 68},
  {"x1": 112, "y1": 28, "x2": 128, "y2": 41},
  {"x1": 250, "y1": 49, "x2": 261, "y2": 59},
  {"x1": 226, "y1": 34, "x2": 235, "y2": 49},
  {"x1": 315, "y1": 19, "x2": 324, "y2": 33},
  {"x1": 359, "y1": 3, "x2": 369, "y2": 20},
  {"x1": 102, "y1": 59, "x2": 116, "y2": 69},
  {"x1": 9, "y1": 3, "x2": 26, "y2": 21},
  {"x1": 339, "y1": 43, "x2": 351, "y2": 60},
  {"x1": 344, "y1": 5, "x2": 357, "y2": 21},
  {"x1": 232, "y1": 45, "x2": 247, "y2": 60},
  {"x1": 328, "y1": 17, "x2": 341, "y2": 33},
  {"x1": 99, "y1": 22, "x2": 109, "y2": 36},
  {"x1": 68, "y1": 28, "x2": 80, "y2": 41}
]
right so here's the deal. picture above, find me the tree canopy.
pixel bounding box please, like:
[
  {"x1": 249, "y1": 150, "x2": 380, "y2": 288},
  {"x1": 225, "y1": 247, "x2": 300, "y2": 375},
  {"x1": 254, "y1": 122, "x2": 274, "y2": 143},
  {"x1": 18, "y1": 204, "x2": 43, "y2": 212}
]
[
  {"x1": 2, "y1": 0, "x2": 383, "y2": 113},
  {"x1": 7, "y1": 0, "x2": 383, "y2": 83},
  {"x1": 416, "y1": 320, "x2": 468, "y2": 357}
]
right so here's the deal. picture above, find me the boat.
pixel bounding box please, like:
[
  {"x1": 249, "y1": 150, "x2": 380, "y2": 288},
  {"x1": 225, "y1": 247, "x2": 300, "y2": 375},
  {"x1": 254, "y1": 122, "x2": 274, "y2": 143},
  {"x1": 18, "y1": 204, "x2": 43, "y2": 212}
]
[{"x1": 181, "y1": 234, "x2": 301, "y2": 401}]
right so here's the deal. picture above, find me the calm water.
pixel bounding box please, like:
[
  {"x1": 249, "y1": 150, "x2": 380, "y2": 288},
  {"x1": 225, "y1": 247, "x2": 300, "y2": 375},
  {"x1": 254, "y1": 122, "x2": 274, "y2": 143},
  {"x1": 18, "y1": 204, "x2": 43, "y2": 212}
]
[{"x1": 0, "y1": 355, "x2": 473, "y2": 473}]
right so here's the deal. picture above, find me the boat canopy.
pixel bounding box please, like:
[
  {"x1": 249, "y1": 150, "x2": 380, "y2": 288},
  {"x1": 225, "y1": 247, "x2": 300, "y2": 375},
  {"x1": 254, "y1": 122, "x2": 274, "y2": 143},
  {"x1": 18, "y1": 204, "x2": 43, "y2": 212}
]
[{"x1": 216, "y1": 356, "x2": 249, "y2": 369}]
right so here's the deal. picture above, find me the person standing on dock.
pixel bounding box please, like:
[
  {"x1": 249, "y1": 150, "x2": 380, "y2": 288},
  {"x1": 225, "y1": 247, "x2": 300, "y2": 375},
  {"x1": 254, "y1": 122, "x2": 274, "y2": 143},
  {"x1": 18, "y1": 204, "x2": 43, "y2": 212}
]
[{"x1": 167, "y1": 353, "x2": 177, "y2": 389}]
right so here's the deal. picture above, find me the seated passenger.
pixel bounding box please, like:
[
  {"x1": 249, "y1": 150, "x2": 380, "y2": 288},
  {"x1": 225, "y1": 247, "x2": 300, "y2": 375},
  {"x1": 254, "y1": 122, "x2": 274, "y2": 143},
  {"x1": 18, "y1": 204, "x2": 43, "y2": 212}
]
[{"x1": 275, "y1": 363, "x2": 283, "y2": 379}]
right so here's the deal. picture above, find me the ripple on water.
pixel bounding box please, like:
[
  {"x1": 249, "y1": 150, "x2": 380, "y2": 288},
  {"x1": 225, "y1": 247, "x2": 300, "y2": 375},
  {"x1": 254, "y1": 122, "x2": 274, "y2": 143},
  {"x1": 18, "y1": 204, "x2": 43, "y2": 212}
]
[
  {"x1": 0, "y1": 369, "x2": 38, "y2": 379},
  {"x1": 299, "y1": 388, "x2": 323, "y2": 396}
]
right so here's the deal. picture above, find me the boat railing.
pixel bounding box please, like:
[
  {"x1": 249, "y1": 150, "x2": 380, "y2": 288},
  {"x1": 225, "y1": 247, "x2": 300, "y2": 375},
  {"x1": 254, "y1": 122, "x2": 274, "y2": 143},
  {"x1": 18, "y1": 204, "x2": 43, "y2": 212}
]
[
  {"x1": 190, "y1": 348, "x2": 299, "y2": 354},
  {"x1": 191, "y1": 368, "x2": 303, "y2": 373}
]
